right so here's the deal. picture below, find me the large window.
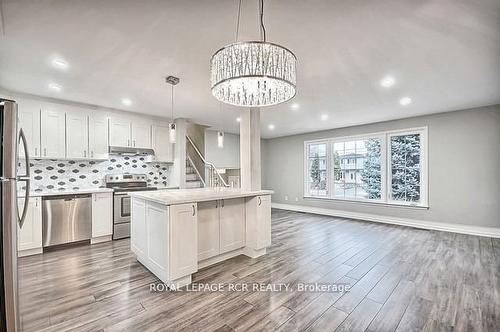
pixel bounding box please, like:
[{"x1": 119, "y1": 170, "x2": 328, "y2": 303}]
[
  {"x1": 305, "y1": 142, "x2": 328, "y2": 196},
  {"x1": 304, "y1": 128, "x2": 427, "y2": 207}
]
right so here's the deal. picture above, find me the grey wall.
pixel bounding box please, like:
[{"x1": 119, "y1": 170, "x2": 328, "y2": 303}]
[
  {"x1": 263, "y1": 105, "x2": 500, "y2": 228},
  {"x1": 205, "y1": 130, "x2": 240, "y2": 169}
]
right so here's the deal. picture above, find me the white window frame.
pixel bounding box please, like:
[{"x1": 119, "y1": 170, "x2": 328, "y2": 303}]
[
  {"x1": 387, "y1": 127, "x2": 428, "y2": 207},
  {"x1": 303, "y1": 127, "x2": 428, "y2": 208},
  {"x1": 303, "y1": 139, "x2": 330, "y2": 197}
]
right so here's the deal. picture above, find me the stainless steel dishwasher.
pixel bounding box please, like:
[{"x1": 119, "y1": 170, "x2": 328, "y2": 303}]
[{"x1": 42, "y1": 194, "x2": 92, "y2": 247}]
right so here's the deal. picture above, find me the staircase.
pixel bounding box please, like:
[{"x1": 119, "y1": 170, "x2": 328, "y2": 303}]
[
  {"x1": 186, "y1": 135, "x2": 229, "y2": 188},
  {"x1": 185, "y1": 158, "x2": 204, "y2": 188}
]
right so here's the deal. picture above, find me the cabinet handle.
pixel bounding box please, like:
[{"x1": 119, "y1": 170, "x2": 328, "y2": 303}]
[
  {"x1": 84, "y1": 150, "x2": 86, "y2": 158},
  {"x1": 44, "y1": 148, "x2": 47, "y2": 156},
  {"x1": 192, "y1": 205, "x2": 196, "y2": 216},
  {"x1": 35, "y1": 147, "x2": 38, "y2": 156},
  {"x1": 216, "y1": 200, "x2": 218, "y2": 208},
  {"x1": 127, "y1": 139, "x2": 130, "y2": 147},
  {"x1": 91, "y1": 151, "x2": 94, "y2": 158},
  {"x1": 133, "y1": 140, "x2": 136, "y2": 147},
  {"x1": 258, "y1": 197, "x2": 262, "y2": 206},
  {"x1": 221, "y1": 199, "x2": 224, "y2": 208}
]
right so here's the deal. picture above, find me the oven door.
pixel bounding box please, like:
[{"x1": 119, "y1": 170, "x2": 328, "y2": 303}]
[{"x1": 113, "y1": 193, "x2": 131, "y2": 224}]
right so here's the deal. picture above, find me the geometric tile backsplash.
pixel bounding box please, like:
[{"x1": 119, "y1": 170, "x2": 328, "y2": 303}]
[{"x1": 18, "y1": 154, "x2": 172, "y2": 193}]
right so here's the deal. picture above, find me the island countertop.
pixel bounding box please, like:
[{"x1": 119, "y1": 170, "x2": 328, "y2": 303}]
[{"x1": 128, "y1": 187, "x2": 273, "y2": 205}]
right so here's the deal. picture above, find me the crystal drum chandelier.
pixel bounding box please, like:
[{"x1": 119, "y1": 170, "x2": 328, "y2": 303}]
[{"x1": 210, "y1": 0, "x2": 296, "y2": 107}]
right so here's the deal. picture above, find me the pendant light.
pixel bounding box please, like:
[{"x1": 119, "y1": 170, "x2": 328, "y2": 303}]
[
  {"x1": 210, "y1": 0, "x2": 297, "y2": 107},
  {"x1": 217, "y1": 131, "x2": 224, "y2": 148},
  {"x1": 166, "y1": 76, "x2": 180, "y2": 143}
]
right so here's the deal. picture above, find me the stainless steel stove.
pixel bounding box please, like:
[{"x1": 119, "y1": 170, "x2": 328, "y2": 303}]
[{"x1": 105, "y1": 174, "x2": 157, "y2": 239}]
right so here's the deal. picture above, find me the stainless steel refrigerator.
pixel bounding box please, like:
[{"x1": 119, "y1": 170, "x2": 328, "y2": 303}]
[{"x1": 1, "y1": 99, "x2": 30, "y2": 332}]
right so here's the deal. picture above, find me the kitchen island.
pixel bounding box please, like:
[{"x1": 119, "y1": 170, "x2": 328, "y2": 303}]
[{"x1": 128, "y1": 188, "x2": 273, "y2": 288}]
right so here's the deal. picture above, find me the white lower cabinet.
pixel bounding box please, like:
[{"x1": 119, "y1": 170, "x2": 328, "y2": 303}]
[
  {"x1": 131, "y1": 198, "x2": 148, "y2": 257},
  {"x1": 91, "y1": 193, "x2": 113, "y2": 238},
  {"x1": 246, "y1": 195, "x2": 272, "y2": 250},
  {"x1": 146, "y1": 202, "x2": 169, "y2": 276},
  {"x1": 169, "y1": 203, "x2": 198, "y2": 280},
  {"x1": 219, "y1": 198, "x2": 246, "y2": 253},
  {"x1": 197, "y1": 201, "x2": 220, "y2": 260},
  {"x1": 130, "y1": 199, "x2": 198, "y2": 283},
  {"x1": 197, "y1": 198, "x2": 246, "y2": 260},
  {"x1": 17, "y1": 197, "x2": 42, "y2": 256}
]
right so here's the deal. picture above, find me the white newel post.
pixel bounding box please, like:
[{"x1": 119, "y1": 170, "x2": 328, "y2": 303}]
[{"x1": 239, "y1": 108, "x2": 261, "y2": 191}]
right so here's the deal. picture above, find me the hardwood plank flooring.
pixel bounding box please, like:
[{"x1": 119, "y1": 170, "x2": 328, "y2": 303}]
[{"x1": 18, "y1": 209, "x2": 499, "y2": 331}]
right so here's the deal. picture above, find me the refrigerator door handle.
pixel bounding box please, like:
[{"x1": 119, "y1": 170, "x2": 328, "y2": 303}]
[{"x1": 18, "y1": 128, "x2": 31, "y2": 228}]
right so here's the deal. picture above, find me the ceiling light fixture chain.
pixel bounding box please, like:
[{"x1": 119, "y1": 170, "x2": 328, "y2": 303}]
[
  {"x1": 171, "y1": 84, "x2": 174, "y2": 120},
  {"x1": 235, "y1": 0, "x2": 242, "y2": 42},
  {"x1": 259, "y1": 0, "x2": 266, "y2": 42}
]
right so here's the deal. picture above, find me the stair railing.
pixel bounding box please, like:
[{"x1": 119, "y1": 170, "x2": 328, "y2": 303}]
[{"x1": 186, "y1": 135, "x2": 229, "y2": 188}]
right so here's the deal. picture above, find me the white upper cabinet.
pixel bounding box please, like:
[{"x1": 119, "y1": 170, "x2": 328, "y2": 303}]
[
  {"x1": 152, "y1": 123, "x2": 173, "y2": 162},
  {"x1": 131, "y1": 122, "x2": 151, "y2": 148},
  {"x1": 40, "y1": 104, "x2": 66, "y2": 158},
  {"x1": 109, "y1": 117, "x2": 131, "y2": 147},
  {"x1": 66, "y1": 110, "x2": 89, "y2": 159},
  {"x1": 89, "y1": 114, "x2": 109, "y2": 159},
  {"x1": 17, "y1": 99, "x2": 41, "y2": 158}
]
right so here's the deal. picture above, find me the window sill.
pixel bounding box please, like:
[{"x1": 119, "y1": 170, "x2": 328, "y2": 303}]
[{"x1": 302, "y1": 195, "x2": 429, "y2": 210}]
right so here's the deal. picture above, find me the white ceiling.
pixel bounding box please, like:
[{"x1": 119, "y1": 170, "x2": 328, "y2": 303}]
[{"x1": 1, "y1": 0, "x2": 499, "y2": 138}]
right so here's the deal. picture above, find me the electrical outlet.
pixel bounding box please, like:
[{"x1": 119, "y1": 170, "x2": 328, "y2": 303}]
[{"x1": 284, "y1": 195, "x2": 288, "y2": 201}]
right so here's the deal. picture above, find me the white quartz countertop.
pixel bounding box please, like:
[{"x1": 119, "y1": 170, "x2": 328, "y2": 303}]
[
  {"x1": 18, "y1": 187, "x2": 114, "y2": 197},
  {"x1": 128, "y1": 187, "x2": 274, "y2": 205}
]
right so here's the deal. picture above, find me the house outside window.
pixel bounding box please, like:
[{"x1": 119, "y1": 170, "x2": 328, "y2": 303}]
[{"x1": 304, "y1": 127, "x2": 428, "y2": 207}]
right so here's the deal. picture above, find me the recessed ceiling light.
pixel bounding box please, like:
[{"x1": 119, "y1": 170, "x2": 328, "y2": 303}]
[
  {"x1": 291, "y1": 103, "x2": 299, "y2": 110},
  {"x1": 48, "y1": 83, "x2": 62, "y2": 92},
  {"x1": 268, "y1": 124, "x2": 275, "y2": 130},
  {"x1": 236, "y1": 117, "x2": 241, "y2": 122},
  {"x1": 52, "y1": 58, "x2": 69, "y2": 70},
  {"x1": 399, "y1": 97, "x2": 412, "y2": 106},
  {"x1": 380, "y1": 76, "x2": 395, "y2": 88},
  {"x1": 121, "y1": 98, "x2": 132, "y2": 106},
  {"x1": 320, "y1": 114, "x2": 329, "y2": 121}
]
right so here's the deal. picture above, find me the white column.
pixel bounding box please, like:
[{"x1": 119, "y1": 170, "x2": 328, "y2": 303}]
[{"x1": 239, "y1": 108, "x2": 261, "y2": 191}]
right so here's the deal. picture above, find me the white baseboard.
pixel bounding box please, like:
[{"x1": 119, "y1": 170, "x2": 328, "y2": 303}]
[
  {"x1": 91, "y1": 235, "x2": 112, "y2": 244},
  {"x1": 272, "y1": 203, "x2": 500, "y2": 238},
  {"x1": 18, "y1": 247, "x2": 43, "y2": 257}
]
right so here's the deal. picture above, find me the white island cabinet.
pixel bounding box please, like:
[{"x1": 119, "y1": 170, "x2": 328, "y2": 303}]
[{"x1": 129, "y1": 188, "x2": 273, "y2": 288}]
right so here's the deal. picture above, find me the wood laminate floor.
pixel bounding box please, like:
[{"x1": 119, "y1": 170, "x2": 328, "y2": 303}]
[{"x1": 18, "y1": 209, "x2": 500, "y2": 331}]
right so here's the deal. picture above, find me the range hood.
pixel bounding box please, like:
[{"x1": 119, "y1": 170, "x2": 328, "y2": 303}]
[{"x1": 108, "y1": 146, "x2": 155, "y2": 156}]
